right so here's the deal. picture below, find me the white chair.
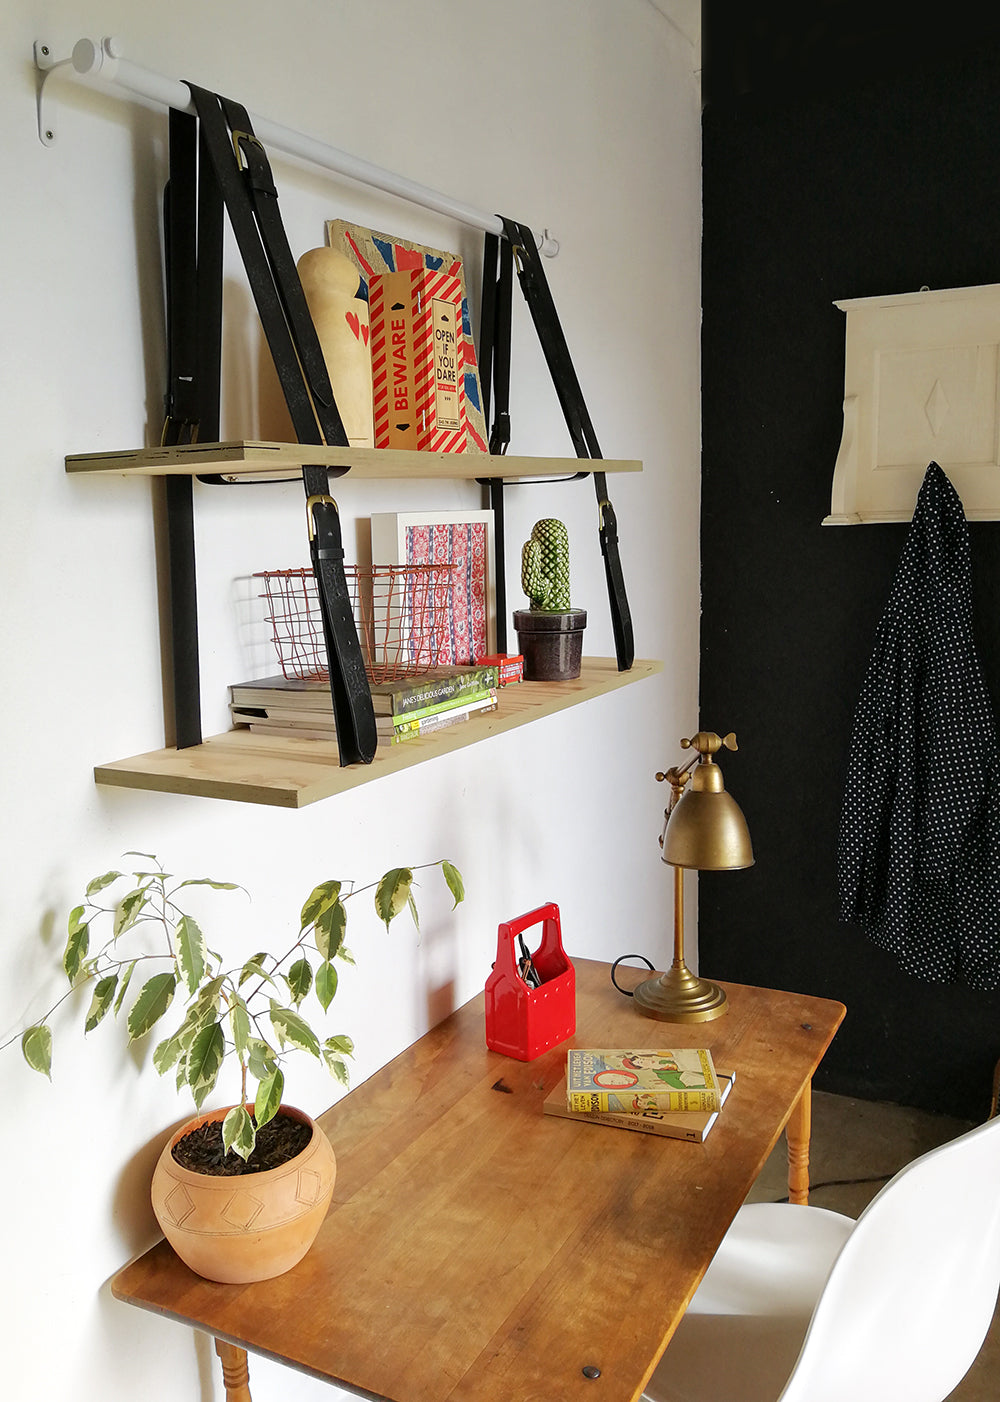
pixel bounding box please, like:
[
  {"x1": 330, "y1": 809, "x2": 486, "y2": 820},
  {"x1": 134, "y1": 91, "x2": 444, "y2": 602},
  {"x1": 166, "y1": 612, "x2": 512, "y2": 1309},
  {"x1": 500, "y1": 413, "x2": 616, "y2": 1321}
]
[{"x1": 643, "y1": 1112, "x2": 1000, "y2": 1402}]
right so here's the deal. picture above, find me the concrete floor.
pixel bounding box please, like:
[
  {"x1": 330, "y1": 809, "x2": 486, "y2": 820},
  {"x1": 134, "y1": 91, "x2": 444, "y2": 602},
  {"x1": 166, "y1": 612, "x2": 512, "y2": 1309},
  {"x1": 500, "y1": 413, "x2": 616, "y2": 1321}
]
[{"x1": 748, "y1": 1091, "x2": 999, "y2": 1400}]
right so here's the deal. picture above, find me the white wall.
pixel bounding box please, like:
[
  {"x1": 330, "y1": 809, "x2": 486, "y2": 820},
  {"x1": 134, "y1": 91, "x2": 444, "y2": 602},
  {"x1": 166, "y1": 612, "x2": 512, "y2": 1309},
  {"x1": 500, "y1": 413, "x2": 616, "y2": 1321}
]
[{"x1": 0, "y1": 3, "x2": 701, "y2": 1399}]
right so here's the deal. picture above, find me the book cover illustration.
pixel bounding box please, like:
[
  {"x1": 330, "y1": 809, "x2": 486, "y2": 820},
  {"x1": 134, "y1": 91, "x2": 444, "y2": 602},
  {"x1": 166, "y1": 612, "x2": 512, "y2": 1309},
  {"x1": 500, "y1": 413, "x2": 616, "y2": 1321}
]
[
  {"x1": 326, "y1": 219, "x2": 487, "y2": 452},
  {"x1": 544, "y1": 1070, "x2": 735, "y2": 1143},
  {"x1": 566, "y1": 1048, "x2": 721, "y2": 1114}
]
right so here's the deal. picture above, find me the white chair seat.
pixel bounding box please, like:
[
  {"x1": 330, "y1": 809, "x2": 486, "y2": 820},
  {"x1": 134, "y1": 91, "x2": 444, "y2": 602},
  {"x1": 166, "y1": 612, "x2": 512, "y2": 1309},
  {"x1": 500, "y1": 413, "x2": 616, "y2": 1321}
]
[
  {"x1": 686, "y1": 1202, "x2": 853, "y2": 1317},
  {"x1": 645, "y1": 1204, "x2": 853, "y2": 1402},
  {"x1": 644, "y1": 1114, "x2": 1000, "y2": 1402}
]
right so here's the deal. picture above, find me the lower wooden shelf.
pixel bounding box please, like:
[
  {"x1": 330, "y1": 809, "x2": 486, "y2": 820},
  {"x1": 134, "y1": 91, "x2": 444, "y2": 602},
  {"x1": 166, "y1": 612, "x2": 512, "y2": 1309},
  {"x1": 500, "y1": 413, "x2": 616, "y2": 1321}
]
[{"x1": 95, "y1": 658, "x2": 663, "y2": 808}]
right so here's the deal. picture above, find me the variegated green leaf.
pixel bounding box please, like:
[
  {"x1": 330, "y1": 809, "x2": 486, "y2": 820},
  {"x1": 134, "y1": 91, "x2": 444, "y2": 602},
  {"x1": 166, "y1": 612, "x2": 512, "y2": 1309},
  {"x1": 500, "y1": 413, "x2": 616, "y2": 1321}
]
[
  {"x1": 286, "y1": 957, "x2": 312, "y2": 1007},
  {"x1": 322, "y1": 1051, "x2": 350, "y2": 1087},
  {"x1": 174, "y1": 877, "x2": 241, "y2": 892},
  {"x1": 174, "y1": 998, "x2": 215, "y2": 1049},
  {"x1": 152, "y1": 1032, "x2": 185, "y2": 1076},
  {"x1": 269, "y1": 1002, "x2": 320, "y2": 1058},
  {"x1": 63, "y1": 908, "x2": 89, "y2": 983},
  {"x1": 229, "y1": 996, "x2": 251, "y2": 1055},
  {"x1": 325, "y1": 1033, "x2": 355, "y2": 1056},
  {"x1": 113, "y1": 960, "x2": 137, "y2": 1015},
  {"x1": 222, "y1": 1104, "x2": 256, "y2": 1161},
  {"x1": 254, "y1": 1066, "x2": 284, "y2": 1129},
  {"x1": 127, "y1": 972, "x2": 177, "y2": 1042},
  {"x1": 313, "y1": 898, "x2": 347, "y2": 961},
  {"x1": 113, "y1": 886, "x2": 147, "y2": 938},
  {"x1": 239, "y1": 954, "x2": 277, "y2": 988},
  {"x1": 441, "y1": 860, "x2": 465, "y2": 908},
  {"x1": 175, "y1": 914, "x2": 207, "y2": 996},
  {"x1": 374, "y1": 868, "x2": 413, "y2": 929},
  {"x1": 247, "y1": 1036, "x2": 279, "y2": 1081},
  {"x1": 86, "y1": 870, "x2": 122, "y2": 896},
  {"x1": 84, "y1": 974, "x2": 119, "y2": 1033},
  {"x1": 315, "y1": 960, "x2": 338, "y2": 1012},
  {"x1": 338, "y1": 945, "x2": 356, "y2": 966},
  {"x1": 21, "y1": 1024, "x2": 52, "y2": 1079},
  {"x1": 300, "y1": 879, "x2": 342, "y2": 932},
  {"x1": 408, "y1": 891, "x2": 419, "y2": 931},
  {"x1": 186, "y1": 1022, "x2": 225, "y2": 1109}
]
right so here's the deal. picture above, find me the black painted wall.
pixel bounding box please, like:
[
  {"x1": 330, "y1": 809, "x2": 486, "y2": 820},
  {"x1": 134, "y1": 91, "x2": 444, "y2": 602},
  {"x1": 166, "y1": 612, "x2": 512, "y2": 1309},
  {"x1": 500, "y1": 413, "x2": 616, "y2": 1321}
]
[{"x1": 699, "y1": 7, "x2": 1000, "y2": 1119}]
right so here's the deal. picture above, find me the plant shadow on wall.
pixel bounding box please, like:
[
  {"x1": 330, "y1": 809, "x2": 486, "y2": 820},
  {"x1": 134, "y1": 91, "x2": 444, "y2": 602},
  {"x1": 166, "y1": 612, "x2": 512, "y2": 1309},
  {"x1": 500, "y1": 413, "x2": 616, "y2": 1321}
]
[{"x1": 7, "y1": 852, "x2": 464, "y2": 1282}]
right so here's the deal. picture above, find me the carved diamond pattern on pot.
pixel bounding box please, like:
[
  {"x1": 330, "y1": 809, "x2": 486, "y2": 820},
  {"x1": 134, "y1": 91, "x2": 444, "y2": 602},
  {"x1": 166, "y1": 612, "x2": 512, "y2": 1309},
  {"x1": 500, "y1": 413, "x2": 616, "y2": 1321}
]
[
  {"x1": 163, "y1": 1183, "x2": 197, "y2": 1226},
  {"x1": 925, "y1": 378, "x2": 950, "y2": 436},
  {"x1": 296, "y1": 1168, "x2": 323, "y2": 1206},
  {"x1": 222, "y1": 1190, "x2": 265, "y2": 1231}
]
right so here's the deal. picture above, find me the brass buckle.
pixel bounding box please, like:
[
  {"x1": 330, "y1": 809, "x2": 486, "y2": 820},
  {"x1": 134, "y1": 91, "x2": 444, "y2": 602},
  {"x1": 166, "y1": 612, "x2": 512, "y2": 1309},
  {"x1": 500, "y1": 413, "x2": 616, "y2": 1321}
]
[
  {"x1": 306, "y1": 493, "x2": 338, "y2": 541},
  {"x1": 231, "y1": 128, "x2": 262, "y2": 172}
]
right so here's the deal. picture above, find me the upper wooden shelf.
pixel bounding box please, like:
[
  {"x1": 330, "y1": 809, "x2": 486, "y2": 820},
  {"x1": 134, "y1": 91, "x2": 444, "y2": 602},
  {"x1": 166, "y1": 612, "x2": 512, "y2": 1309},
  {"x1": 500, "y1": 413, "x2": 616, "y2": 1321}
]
[
  {"x1": 94, "y1": 658, "x2": 662, "y2": 808},
  {"x1": 66, "y1": 441, "x2": 642, "y2": 482}
]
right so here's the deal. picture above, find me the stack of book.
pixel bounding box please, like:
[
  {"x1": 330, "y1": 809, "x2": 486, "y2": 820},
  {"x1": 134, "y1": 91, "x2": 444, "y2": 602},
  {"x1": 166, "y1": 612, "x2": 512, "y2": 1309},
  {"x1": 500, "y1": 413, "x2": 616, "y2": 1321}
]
[
  {"x1": 229, "y1": 662, "x2": 500, "y2": 749},
  {"x1": 543, "y1": 1047, "x2": 735, "y2": 1144}
]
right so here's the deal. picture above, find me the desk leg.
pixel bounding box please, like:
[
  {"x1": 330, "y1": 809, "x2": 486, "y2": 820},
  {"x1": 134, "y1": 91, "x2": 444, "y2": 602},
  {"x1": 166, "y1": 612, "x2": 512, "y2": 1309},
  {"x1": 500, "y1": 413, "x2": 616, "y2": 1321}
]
[
  {"x1": 215, "y1": 1340, "x2": 253, "y2": 1402},
  {"x1": 786, "y1": 1081, "x2": 812, "y2": 1206}
]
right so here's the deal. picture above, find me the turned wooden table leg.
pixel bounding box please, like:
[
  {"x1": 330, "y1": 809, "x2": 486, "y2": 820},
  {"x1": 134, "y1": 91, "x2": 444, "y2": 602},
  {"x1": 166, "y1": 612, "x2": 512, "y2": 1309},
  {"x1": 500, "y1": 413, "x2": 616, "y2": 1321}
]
[
  {"x1": 786, "y1": 1080, "x2": 812, "y2": 1205},
  {"x1": 215, "y1": 1340, "x2": 254, "y2": 1402}
]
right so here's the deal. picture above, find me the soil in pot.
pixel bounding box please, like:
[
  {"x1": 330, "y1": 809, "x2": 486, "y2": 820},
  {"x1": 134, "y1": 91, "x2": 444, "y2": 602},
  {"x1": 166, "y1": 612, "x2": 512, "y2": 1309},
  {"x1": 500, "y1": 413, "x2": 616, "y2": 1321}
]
[{"x1": 172, "y1": 1112, "x2": 312, "y2": 1176}]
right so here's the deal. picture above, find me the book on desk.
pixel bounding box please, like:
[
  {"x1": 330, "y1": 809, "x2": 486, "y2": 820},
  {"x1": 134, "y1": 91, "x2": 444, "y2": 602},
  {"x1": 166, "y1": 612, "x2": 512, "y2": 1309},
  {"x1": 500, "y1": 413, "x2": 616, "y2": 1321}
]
[
  {"x1": 565, "y1": 1047, "x2": 722, "y2": 1114},
  {"x1": 544, "y1": 1069, "x2": 736, "y2": 1143}
]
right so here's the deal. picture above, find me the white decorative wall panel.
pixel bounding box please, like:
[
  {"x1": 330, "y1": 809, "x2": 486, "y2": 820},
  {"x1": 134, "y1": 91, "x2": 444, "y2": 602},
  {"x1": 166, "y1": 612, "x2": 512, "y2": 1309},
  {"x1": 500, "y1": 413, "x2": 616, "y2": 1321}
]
[{"x1": 826, "y1": 284, "x2": 1000, "y2": 523}]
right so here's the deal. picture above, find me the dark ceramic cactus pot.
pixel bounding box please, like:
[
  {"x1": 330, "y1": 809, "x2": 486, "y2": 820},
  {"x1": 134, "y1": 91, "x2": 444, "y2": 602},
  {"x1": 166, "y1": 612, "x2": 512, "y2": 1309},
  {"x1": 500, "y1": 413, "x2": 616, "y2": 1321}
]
[{"x1": 512, "y1": 608, "x2": 587, "y2": 681}]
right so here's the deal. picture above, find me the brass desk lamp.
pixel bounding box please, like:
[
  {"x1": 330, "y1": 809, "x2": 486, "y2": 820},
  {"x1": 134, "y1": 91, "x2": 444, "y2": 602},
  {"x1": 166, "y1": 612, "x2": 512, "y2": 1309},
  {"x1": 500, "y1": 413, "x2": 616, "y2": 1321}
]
[{"x1": 632, "y1": 731, "x2": 754, "y2": 1023}]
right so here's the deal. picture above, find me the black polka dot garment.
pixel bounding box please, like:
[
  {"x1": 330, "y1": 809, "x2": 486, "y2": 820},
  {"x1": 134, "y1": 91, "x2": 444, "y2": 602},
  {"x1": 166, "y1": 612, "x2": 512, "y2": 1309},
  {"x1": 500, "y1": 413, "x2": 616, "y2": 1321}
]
[{"x1": 838, "y1": 461, "x2": 1000, "y2": 990}]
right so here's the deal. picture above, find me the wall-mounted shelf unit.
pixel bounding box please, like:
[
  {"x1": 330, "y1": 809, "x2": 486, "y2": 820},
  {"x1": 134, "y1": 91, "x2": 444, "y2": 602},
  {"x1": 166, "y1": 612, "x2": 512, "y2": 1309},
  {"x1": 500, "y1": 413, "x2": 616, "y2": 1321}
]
[
  {"x1": 94, "y1": 657, "x2": 662, "y2": 808},
  {"x1": 67, "y1": 441, "x2": 642, "y2": 482}
]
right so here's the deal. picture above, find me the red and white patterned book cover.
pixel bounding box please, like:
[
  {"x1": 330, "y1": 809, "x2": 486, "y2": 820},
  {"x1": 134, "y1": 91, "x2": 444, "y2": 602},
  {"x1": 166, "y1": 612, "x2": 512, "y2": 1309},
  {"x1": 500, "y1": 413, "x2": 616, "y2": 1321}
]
[{"x1": 369, "y1": 268, "x2": 467, "y2": 453}]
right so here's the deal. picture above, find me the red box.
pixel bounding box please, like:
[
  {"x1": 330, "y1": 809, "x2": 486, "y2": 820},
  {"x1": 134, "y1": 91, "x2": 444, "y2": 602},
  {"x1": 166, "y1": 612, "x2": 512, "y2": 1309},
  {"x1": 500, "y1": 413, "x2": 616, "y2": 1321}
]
[
  {"x1": 478, "y1": 653, "x2": 524, "y2": 686},
  {"x1": 369, "y1": 268, "x2": 467, "y2": 452},
  {"x1": 484, "y1": 903, "x2": 575, "y2": 1061}
]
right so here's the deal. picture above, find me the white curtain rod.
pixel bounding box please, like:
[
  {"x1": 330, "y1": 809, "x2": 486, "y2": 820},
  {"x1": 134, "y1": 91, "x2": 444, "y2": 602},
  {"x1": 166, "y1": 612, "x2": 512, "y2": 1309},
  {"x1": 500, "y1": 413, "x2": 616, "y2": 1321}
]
[{"x1": 34, "y1": 36, "x2": 559, "y2": 256}]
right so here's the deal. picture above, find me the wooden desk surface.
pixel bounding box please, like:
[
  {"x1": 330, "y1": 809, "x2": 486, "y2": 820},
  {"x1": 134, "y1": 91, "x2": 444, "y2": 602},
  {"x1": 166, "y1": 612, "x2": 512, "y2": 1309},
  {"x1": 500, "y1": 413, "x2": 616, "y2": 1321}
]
[{"x1": 112, "y1": 960, "x2": 844, "y2": 1402}]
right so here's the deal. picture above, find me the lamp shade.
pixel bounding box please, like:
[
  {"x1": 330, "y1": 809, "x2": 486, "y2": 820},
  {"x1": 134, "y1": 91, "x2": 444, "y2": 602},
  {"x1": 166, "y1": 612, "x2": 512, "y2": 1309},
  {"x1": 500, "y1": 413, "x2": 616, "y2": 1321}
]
[{"x1": 661, "y1": 759, "x2": 754, "y2": 871}]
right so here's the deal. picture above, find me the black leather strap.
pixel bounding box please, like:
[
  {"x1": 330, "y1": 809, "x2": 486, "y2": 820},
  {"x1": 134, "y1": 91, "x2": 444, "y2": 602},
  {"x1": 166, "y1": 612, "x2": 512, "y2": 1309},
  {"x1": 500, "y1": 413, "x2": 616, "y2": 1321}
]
[
  {"x1": 495, "y1": 217, "x2": 634, "y2": 672},
  {"x1": 478, "y1": 233, "x2": 512, "y2": 653},
  {"x1": 186, "y1": 85, "x2": 377, "y2": 764}
]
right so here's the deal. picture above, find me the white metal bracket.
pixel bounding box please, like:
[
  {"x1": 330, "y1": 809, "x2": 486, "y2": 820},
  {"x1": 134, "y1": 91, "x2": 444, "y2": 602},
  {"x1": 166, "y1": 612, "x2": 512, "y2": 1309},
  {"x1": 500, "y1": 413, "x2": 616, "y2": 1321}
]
[{"x1": 34, "y1": 36, "x2": 122, "y2": 146}]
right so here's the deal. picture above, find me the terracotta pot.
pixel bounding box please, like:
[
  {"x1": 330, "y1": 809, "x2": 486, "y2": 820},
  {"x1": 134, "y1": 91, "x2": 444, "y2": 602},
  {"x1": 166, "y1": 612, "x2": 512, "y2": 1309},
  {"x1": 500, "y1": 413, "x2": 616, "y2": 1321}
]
[{"x1": 150, "y1": 1104, "x2": 336, "y2": 1284}]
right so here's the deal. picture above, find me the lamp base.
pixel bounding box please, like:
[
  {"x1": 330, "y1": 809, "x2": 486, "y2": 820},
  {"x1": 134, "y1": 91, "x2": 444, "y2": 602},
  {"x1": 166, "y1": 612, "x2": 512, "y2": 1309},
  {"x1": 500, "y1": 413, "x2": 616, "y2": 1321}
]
[{"x1": 632, "y1": 961, "x2": 728, "y2": 1023}]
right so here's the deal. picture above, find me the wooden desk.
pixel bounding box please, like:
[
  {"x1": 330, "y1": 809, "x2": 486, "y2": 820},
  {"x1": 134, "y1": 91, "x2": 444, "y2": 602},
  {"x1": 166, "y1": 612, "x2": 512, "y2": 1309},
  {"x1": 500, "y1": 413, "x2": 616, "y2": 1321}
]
[{"x1": 112, "y1": 960, "x2": 844, "y2": 1402}]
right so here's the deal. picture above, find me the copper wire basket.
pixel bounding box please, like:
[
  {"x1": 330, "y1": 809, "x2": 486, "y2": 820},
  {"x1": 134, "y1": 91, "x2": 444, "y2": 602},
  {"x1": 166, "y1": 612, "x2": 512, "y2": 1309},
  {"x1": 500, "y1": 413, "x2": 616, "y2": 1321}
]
[{"x1": 255, "y1": 565, "x2": 457, "y2": 685}]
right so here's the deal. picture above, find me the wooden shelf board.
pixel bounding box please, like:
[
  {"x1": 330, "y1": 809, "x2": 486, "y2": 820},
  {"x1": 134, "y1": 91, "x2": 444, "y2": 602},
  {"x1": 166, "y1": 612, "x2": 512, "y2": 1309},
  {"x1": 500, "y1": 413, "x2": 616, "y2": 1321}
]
[
  {"x1": 66, "y1": 441, "x2": 641, "y2": 482},
  {"x1": 94, "y1": 658, "x2": 662, "y2": 808}
]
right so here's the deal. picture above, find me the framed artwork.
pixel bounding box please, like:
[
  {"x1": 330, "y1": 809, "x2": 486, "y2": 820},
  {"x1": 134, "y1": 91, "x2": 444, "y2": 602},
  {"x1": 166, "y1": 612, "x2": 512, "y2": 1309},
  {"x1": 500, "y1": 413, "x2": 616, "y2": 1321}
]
[
  {"x1": 369, "y1": 510, "x2": 496, "y2": 664},
  {"x1": 326, "y1": 219, "x2": 489, "y2": 453}
]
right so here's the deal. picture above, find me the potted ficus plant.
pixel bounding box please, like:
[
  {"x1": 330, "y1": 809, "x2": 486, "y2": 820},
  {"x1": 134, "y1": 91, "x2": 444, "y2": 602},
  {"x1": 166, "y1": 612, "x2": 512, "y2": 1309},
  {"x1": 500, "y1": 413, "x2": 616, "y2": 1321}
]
[{"x1": 14, "y1": 852, "x2": 464, "y2": 1283}]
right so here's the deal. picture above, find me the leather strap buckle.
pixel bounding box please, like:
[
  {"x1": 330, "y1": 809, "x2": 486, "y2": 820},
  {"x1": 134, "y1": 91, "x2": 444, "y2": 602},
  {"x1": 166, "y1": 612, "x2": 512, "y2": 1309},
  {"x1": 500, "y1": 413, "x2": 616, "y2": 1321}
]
[
  {"x1": 230, "y1": 127, "x2": 261, "y2": 171},
  {"x1": 306, "y1": 492, "x2": 338, "y2": 540}
]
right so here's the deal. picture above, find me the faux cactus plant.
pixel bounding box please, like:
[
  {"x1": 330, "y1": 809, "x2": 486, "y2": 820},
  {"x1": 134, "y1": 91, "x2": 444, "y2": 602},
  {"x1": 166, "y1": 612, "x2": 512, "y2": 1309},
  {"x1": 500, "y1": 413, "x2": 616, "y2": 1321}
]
[{"x1": 521, "y1": 518, "x2": 572, "y2": 612}]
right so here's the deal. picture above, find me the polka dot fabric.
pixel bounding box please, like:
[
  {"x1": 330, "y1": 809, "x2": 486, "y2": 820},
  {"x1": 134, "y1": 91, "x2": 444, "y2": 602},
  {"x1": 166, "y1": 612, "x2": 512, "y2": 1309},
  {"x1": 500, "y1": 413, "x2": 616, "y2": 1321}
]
[{"x1": 838, "y1": 461, "x2": 1000, "y2": 990}]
